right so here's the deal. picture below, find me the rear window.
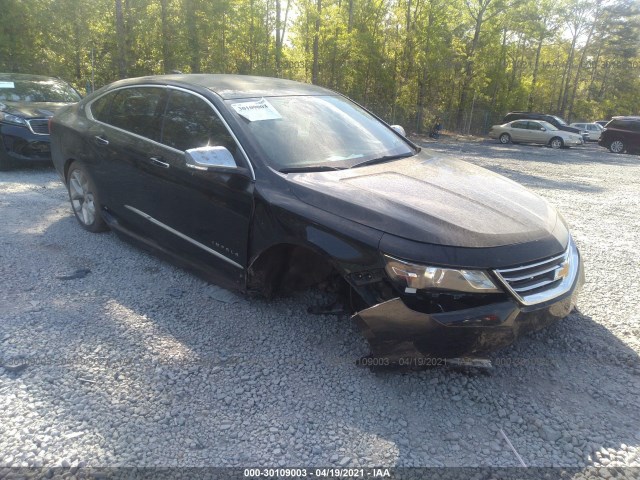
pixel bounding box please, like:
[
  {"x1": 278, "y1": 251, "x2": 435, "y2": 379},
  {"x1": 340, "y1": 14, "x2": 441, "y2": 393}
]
[
  {"x1": 607, "y1": 119, "x2": 640, "y2": 131},
  {"x1": 108, "y1": 87, "x2": 166, "y2": 141}
]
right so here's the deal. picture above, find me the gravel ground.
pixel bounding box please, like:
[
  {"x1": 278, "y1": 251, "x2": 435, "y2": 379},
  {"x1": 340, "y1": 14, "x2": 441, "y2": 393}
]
[{"x1": 0, "y1": 140, "x2": 639, "y2": 473}]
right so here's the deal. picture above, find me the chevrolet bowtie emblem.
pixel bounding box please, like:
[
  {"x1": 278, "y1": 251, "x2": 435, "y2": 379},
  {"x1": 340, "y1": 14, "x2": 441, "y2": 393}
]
[{"x1": 554, "y1": 260, "x2": 570, "y2": 281}]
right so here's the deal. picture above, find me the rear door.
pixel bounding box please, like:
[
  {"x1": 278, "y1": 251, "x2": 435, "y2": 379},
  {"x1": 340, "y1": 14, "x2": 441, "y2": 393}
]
[
  {"x1": 628, "y1": 121, "x2": 640, "y2": 149},
  {"x1": 510, "y1": 121, "x2": 529, "y2": 142},
  {"x1": 86, "y1": 86, "x2": 168, "y2": 230}
]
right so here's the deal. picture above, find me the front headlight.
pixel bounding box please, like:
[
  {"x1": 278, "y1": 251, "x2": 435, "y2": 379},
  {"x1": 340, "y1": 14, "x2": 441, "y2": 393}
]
[
  {"x1": 0, "y1": 112, "x2": 27, "y2": 127},
  {"x1": 384, "y1": 254, "x2": 501, "y2": 293}
]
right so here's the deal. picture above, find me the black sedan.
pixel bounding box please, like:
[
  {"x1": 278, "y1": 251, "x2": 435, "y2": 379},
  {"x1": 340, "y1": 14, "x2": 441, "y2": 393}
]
[
  {"x1": 50, "y1": 74, "x2": 584, "y2": 363},
  {"x1": 0, "y1": 73, "x2": 81, "y2": 170}
]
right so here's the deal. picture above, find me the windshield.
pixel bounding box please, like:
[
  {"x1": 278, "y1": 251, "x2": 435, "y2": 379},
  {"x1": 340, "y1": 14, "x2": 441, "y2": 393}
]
[
  {"x1": 227, "y1": 95, "x2": 415, "y2": 171},
  {"x1": 552, "y1": 115, "x2": 567, "y2": 126},
  {"x1": 0, "y1": 78, "x2": 80, "y2": 103}
]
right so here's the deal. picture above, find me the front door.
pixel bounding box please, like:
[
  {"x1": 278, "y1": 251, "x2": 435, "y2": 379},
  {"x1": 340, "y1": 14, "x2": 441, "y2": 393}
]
[
  {"x1": 125, "y1": 87, "x2": 254, "y2": 290},
  {"x1": 525, "y1": 121, "x2": 549, "y2": 143}
]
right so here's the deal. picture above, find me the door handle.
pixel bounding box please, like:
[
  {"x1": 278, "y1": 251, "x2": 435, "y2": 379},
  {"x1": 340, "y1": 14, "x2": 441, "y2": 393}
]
[
  {"x1": 149, "y1": 157, "x2": 170, "y2": 168},
  {"x1": 94, "y1": 135, "x2": 109, "y2": 146}
]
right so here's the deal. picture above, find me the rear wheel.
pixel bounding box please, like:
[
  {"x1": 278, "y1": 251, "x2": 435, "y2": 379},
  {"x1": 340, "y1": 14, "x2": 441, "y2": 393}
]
[
  {"x1": 550, "y1": 137, "x2": 564, "y2": 149},
  {"x1": 609, "y1": 139, "x2": 625, "y2": 154},
  {"x1": 499, "y1": 133, "x2": 511, "y2": 144},
  {"x1": 67, "y1": 161, "x2": 108, "y2": 232}
]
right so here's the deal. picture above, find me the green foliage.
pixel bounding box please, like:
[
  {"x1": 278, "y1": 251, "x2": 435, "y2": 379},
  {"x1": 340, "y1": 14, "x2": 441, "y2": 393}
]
[{"x1": 0, "y1": 0, "x2": 638, "y2": 130}]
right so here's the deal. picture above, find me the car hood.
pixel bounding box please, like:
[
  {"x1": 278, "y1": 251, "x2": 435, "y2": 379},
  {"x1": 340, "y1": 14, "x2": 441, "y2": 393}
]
[
  {"x1": 0, "y1": 101, "x2": 71, "y2": 119},
  {"x1": 560, "y1": 125, "x2": 581, "y2": 134},
  {"x1": 285, "y1": 151, "x2": 561, "y2": 248}
]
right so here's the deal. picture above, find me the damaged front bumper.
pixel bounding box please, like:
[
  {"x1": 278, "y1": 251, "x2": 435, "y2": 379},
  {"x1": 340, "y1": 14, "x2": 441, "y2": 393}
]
[{"x1": 353, "y1": 257, "x2": 585, "y2": 361}]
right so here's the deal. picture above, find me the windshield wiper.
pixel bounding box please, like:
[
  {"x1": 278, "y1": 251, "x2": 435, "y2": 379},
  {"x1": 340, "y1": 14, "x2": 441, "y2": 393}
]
[
  {"x1": 279, "y1": 165, "x2": 346, "y2": 173},
  {"x1": 350, "y1": 152, "x2": 415, "y2": 169}
]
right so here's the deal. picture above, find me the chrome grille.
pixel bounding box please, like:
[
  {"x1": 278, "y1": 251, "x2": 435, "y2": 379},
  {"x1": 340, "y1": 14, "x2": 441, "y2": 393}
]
[
  {"x1": 26, "y1": 119, "x2": 50, "y2": 135},
  {"x1": 494, "y1": 240, "x2": 579, "y2": 306}
]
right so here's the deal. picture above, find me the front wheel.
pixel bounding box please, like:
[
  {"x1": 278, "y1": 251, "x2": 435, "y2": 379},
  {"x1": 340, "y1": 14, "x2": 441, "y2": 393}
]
[
  {"x1": 499, "y1": 133, "x2": 511, "y2": 144},
  {"x1": 67, "y1": 161, "x2": 108, "y2": 233},
  {"x1": 609, "y1": 139, "x2": 625, "y2": 153},
  {"x1": 550, "y1": 137, "x2": 564, "y2": 149}
]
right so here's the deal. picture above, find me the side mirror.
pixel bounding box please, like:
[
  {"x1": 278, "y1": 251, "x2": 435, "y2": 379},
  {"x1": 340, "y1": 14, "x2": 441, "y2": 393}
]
[
  {"x1": 541, "y1": 127, "x2": 546, "y2": 131},
  {"x1": 185, "y1": 146, "x2": 237, "y2": 171},
  {"x1": 390, "y1": 125, "x2": 406, "y2": 136}
]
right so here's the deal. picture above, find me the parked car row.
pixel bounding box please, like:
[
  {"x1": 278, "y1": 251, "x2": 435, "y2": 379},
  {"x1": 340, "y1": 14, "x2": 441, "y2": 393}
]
[
  {"x1": 491, "y1": 111, "x2": 640, "y2": 154},
  {"x1": 489, "y1": 119, "x2": 583, "y2": 149}
]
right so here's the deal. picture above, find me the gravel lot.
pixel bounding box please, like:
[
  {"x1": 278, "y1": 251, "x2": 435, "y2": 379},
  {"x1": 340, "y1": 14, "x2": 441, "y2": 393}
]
[{"x1": 1, "y1": 139, "x2": 639, "y2": 473}]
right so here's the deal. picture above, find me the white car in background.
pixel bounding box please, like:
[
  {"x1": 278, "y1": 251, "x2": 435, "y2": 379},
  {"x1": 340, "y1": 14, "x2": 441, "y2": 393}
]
[
  {"x1": 570, "y1": 122, "x2": 604, "y2": 142},
  {"x1": 489, "y1": 120, "x2": 584, "y2": 149}
]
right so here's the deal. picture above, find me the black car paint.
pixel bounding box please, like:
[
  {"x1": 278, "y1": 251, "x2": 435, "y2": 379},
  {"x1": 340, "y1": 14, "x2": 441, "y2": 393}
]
[
  {"x1": 0, "y1": 102, "x2": 66, "y2": 165},
  {"x1": 51, "y1": 75, "x2": 584, "y2": 361},
  {"x1": 598, "y1": 116, "x2": 640, "y2": 153}
]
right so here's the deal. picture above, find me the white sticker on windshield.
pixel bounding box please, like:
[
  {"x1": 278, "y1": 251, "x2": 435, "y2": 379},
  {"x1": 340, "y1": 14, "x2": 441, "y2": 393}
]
[
  {"x1": 231, "y1": 98, "x2": 282, "y2": 121},
  {"x1": 0, "y1": 82, "x2": 15, "y2": 89}
]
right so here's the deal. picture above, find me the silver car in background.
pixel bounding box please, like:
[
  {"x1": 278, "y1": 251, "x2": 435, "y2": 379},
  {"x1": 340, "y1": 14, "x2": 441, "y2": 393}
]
[
  {"x1": 489, "y1": 120, "x2": 584, "y2": 149},
  {"x1": 570, "y1": 122, "x2": 604, "y2": 142}
]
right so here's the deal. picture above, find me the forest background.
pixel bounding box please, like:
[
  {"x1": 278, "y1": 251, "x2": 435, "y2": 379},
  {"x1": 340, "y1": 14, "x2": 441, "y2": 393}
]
[{"x1": 1, "y1": 0, "x2": 639, "y2": 133}]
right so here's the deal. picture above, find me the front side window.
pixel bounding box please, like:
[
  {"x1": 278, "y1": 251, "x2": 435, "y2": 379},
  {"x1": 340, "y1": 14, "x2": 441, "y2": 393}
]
[
  {"x1": 161, "y1": 90, "x2": 241, "y2": 163},
  {"x1": 227, "y1": 95, "x2": 414, "y2": 171},
  {"x1": 527, "y1": 121, "x2": 543, "y2": 130},
  {"x1": 108, "y1": 87, "x2": 166, "y2": 141}
]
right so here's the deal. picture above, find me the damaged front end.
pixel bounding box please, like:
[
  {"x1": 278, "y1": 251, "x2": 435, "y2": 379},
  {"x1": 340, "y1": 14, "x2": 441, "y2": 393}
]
[{"x1": 350, "y1": 239, "x2": 585, "y2": 363}]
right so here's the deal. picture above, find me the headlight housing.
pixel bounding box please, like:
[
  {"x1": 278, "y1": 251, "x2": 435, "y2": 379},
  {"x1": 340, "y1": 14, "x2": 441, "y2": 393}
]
[
  {"x1": 384, "y1": 254, "x2": 501, "y2": 293},
  {"x1": 0, "y1": 111, "x2": 27, "y2": 127}
]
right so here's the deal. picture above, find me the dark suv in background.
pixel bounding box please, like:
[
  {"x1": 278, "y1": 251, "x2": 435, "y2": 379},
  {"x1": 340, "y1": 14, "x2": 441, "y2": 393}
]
[
  {"x1": 503, "y1": 112, "x2": 584, "y2": 140},
  {"x1": 0, "y1": 73, "x2": 80, "y2": 170},
  {"x1": 598, "y1": 116, "x2": 640, "y2": 154}
]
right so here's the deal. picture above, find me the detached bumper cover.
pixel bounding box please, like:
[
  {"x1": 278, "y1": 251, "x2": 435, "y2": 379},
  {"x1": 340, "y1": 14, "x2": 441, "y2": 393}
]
[{"x1": 353, "y1": 256, "x2": 585, "y2": 360}]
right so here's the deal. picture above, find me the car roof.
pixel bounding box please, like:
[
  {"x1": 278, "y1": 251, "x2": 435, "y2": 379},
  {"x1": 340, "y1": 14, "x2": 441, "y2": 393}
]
[
  {"x1": 104, "y1": 74, "x2": 336, "y2": 100},
  {"x1": 611, "y1": 115, "x2": 640, "y2": 121},
  {"x1": 0, "y1": 72, "x2": 66, "y2": 82}
]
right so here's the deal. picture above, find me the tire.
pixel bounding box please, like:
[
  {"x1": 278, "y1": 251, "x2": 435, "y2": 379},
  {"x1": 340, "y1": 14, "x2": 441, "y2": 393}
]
[
  {"x1": 609, "y1": 139, "x2": 625, "y2": 154},
  {"x1": 550, "y1": 137, "x2": 564, "y2": 149},
  {"x1": 499, "y1": 133, "x2": 511, "y2": 144},
  {"x1": 66, "y1": 161, "x2": 108, "y2": 232}
]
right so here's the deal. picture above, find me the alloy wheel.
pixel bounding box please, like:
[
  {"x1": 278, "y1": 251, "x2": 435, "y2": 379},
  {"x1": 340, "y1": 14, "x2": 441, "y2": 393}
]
[
  {"x1": 69, "y1": 169, "x2": 96, "y2": 226},
  {"x1": 610, "y1": 140, "x2": 625, "y2": 153}
]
